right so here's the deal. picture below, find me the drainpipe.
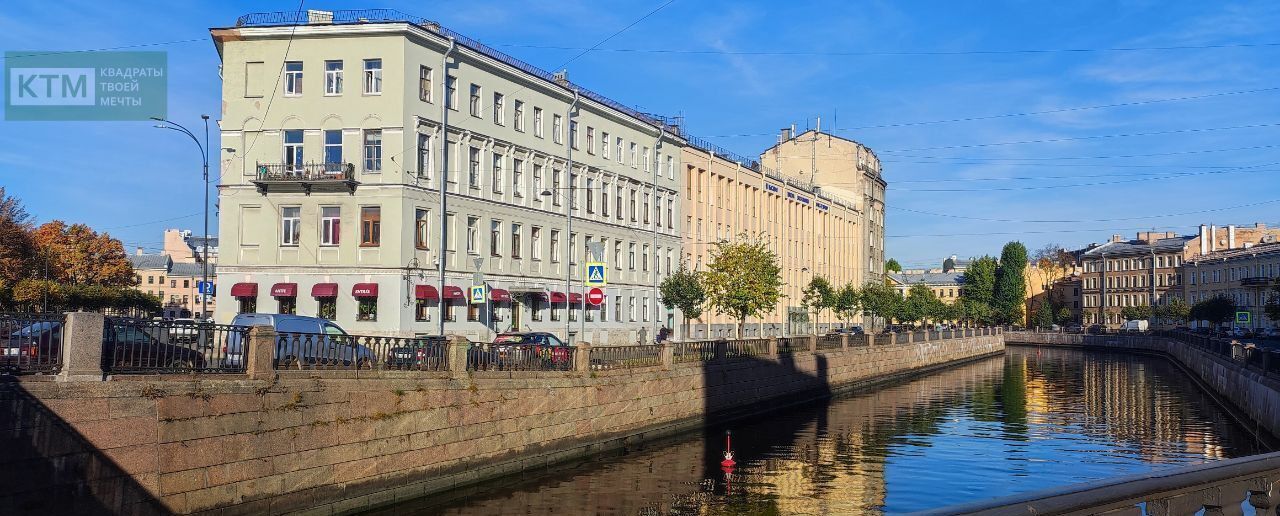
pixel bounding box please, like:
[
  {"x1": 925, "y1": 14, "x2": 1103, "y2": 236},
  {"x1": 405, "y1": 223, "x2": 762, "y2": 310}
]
[
  {"x1": 566, "y1": 89, "x2": 579, "y2": 345},
  {"x1": 651, "y1": 123, "x2": 665, "y2": 343},
  {"x1": 436, "y1": 37, "x2": 456, "y2": 337}
]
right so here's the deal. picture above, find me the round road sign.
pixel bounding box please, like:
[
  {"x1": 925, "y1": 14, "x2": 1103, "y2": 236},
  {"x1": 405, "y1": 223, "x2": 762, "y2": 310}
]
[{"x1": 587, "y1": 287, "x2": 605, "y2": 306}]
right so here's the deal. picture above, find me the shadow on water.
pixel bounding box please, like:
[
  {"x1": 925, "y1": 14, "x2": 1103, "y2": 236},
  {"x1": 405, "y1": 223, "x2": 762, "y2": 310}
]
[{"x1": 0, "y1": 378, "x2": 167, "y2": 515}]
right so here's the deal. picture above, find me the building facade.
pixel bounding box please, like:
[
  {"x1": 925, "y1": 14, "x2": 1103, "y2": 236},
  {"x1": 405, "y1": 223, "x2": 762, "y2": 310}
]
[
  {"x1": 760, "y1": 129, "x2": 887, "y2": 285},
  {"x1": 681, "y1": 142, "x2": 863, "y2": 338},
  {"x1": 1080, "y1": 224, "x2": 1280, "y2": 329},
  {"x1": 1184, "y1": 241, "x2": 1280, "y2": 330},
  {"x1": 211, "y1": 11, "x2": 682, "y2": 343},
  {"x1": 128, "y1": 252, "x2": 218, "y2": 319}
]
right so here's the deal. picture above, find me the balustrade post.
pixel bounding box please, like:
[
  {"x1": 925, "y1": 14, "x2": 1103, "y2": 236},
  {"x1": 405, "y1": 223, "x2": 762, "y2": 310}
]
[
  {"x1": 58, "y1": 312, "x2": 105, "y2": 382},
  {"x1": 907, "y1": 331, "x2": 914, "y2": 344},
  {"x1": 840, "y1": 334, "x2": 849, "y2": 350},
  {"x1": 245, "y1": 325, "x2": 276, "y2": 380},
  {"x1": 922, "y1": 330, "x2": 930, "y2": 341},
  {"x1": 808, "y1": 335, "x2": 818, "y2": 354},
  {"x1": 714, "y1": 339, "x2": 727, "y2": 361},
  {"x1": 767, "y1": 338, "x2": 779, "y2": 358},
  {"x1": 660, "y1": 342, "x2": 674, "y2": 371},
  {"x1": 1232, "y1": 341, "x2": 1244, "y2": 361},
  {"x1": 575, "y1": 343, "x2": 593, "y2": 372},
  {"x1": 447, "y1": 335, "x2": 471, "y2": 374}
]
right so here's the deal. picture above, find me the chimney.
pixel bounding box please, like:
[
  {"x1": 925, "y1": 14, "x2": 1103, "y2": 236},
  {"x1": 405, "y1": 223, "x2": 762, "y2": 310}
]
[
  {"x1": 1210, "y1": 225, "x2": 1218, "y2": 252},
  {"x1": 136, "y1": 247, "x2": 144, "y2": 256},
  {"x1": 1257, "y1": 222, "x2": 1267, "y2": 229},
  {"x1": 780, "y1": 128, "x2": 792, "y2": 142},
  {"x1": 1228, "y1": 224, "x2": 1237, "y2": 249},
  {"x1": 1199, "y1": 224, "x2": 1209, "y2": 255},
  {"x1": 552, "y1": 70, "x2": 569, "y2": 87},
  {"x1": 1110, "y1": 234, "x2": 1124, "y2": 243}
]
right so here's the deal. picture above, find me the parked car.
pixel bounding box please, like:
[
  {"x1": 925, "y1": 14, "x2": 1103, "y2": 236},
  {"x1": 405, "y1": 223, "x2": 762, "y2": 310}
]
[
  {"x1": 168, "y1": 318, "x2": 199, "y2": 345},
  {"x1": 1087, "y1": 324, "x2": 1107, "y2": 335},
  {"x1": 385, "y1": 335, "x2": 448, "y2": 370},
  {"x1": 0, "y1": 321, "x2": 63, "y2": 371},
  {"x1": 222, "y1": 314, "x2": 374, "y2": 369},
  {"x1": 103, "y1": 323, "x2": 208, "y2": 370},
  {"x1": 1064, "y1": 324, "x2": 1084, "y2": 334},
  {"x1": 474, "y1": 332, "x2": 573, "y2": 370}
]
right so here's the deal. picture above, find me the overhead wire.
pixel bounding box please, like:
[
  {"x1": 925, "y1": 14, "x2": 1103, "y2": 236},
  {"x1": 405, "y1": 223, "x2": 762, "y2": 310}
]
[{"x1": 889, "y1": 197, "x2": 1280, "y2": 224}]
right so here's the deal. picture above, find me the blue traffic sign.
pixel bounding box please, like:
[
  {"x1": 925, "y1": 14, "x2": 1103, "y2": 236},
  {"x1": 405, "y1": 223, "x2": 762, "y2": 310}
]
[
  {"x1": 197, "y1": 281, "x2": 215, "y2": 295},
  {"x1": 585, "y1": 262, "x2": 607, "y2": 286}
]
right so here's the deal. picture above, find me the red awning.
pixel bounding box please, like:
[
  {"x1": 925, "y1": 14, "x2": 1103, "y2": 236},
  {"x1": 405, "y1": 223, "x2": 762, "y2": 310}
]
[
  {"x1": 548, "y1": 292, "x2": 567, "y2": 303},
  {"x1": 229, "y1": 283, "x2": 257, "y2": 298},
  {"x1": 270, "y1": 283, "x2": 297, "y2": 297},
  {"x1": 352, "y1": 283, "x2": 379, "y2": 297},
  {"x1": 311, "y1": 283, "x2": 338, "y2": 298},
  {"x1": 415, "y1": 285, "x2": 439, "y2": 300},
  {"x1": 442, "y1": 286, "x2": 466, "y2": 300},
  {"x1": 569, "y1": 293, "x2": 583, "y2": 304},
  {"x1": 489, "y1": 289, "x2": 511, "y2": 302}
]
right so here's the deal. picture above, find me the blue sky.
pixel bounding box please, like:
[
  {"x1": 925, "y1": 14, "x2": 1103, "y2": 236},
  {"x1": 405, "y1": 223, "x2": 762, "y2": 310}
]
[{"x1": 3, "y1": 1, "x2": 1279, "y2": 269}]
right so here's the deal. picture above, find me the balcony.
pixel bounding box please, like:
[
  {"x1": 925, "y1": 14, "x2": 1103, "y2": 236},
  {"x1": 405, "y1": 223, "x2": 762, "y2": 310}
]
[
  {"x1": 252, "y1": 162, "x2": 359, "y2": 195},
  {"x1": 1240, "y1": 276, "x2": 1273, "y2": 287}
]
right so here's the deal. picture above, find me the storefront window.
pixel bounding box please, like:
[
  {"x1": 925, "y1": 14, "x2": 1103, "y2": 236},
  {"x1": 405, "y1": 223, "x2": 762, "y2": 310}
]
[
  {"x1": 357, "y1": 298, "x2": 377, "y2": 321},
  {"x1": 318, "y1": 298, "x2": 337, "y2": 320},
  {"x1": 278, "y1": 297, "x2": 296, "y2": 315},
  {"x1": 238, "y1": 297, "x2": 256, "y2": 314},
  {"x1": 415, "y1": 300, "x2": 431, "y2": 322}
]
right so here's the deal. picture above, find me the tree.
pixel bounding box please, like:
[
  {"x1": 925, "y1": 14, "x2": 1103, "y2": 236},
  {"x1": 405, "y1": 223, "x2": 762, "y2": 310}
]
[
  {"x1": 1031, "y1": 244, "x2": 1075, "y2": 290},
  {"x1": 1055, "y1": 306, "x2": 1075, "y2": 326},
  {"x1": 30, "y1": 221, "x2": 134, "y2": 287},
  {"x1": 801, "y1": 275, "x2": 835, "y2": 333},
  {"x1": 659, "y1": 264, "x2": 706, "y2": 338},
  {"x1": 994, "y1": 242, "x2": 1029, "y2": 325},
  {"x1": 885, "y1": 258, "x2": 902, "y2": 273},
  {"x1": 700, "y1": 233, "x2": 783, "y2": 337},
  {"x1": 860, "y1": 282, "x2": 902, "y2": 326},
  {"x1": 960, "y1": 256, "x2": 998, "y2": 307},
  {"x1": 1266, "y1": 285, "x2": 1280, "y2": 325},
  {"x1": 1032, "y1": 299, "x2": 1055, "y2": 329},
  {"x1": 1120, "y1": 305, "x2": 1152, "y2": 322},
  {"x1": 832, "y1": 283, "x2": 861, "y2": 325},
  {"x1": 1159, "y1": 298, "x2": 1190, "y2": 326},
  {"x1": 958, "y1": 298, "x2": 994, "y2": 327},
  {"x1": 1191, "y1": 295, "x2": 1236, "y2": 327},
  {"x1": 0, "y1": 187, "x2": 35, "y2": 301}
]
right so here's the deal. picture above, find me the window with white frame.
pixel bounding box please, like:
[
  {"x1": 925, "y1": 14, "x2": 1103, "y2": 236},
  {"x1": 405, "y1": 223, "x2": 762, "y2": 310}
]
[
  {"x1": 466, "y1": 217, "x2": 479, "y2": 254},
  {"x1": 324, "y1": 60, "x2": 342, "y2": 95},
  {"x1": 469, "y1": 84, "x2": 481, "y2": 117},
  {"x1": 629, "y1": 142, "x2": 637, "y2": 167},
  {"x1": 643, "y1": 193, "x2": 650, "y2": 224},
  {"x1": 284, "y1": 62, "x2": 303, "y2": 96},
  {"x1": 514, "y1": 100, "x2": 525, "y2": 131},
  {"x1": 363, "y1": 59, "x2": 382, "y2": 94},
  {"x1": 602, "y1": 132, "x2": 610, "y2": 158},
  {"x1": 416, "y1": 133, "x2": 431, "y2": 180},
  {"x1": 534, "y1": 107, "x2": 544, "y2": 137},
  {"x1": 445, "y1": 75, "x2": 457, "y2": 109},
  {"x1": 586, "y1": 127, "x2": 595, "y2": 154},
  {"x1": 511, "y1": 223, "x2": 522, "y2": 258},
  {"x1": 601, "y1": 183, "x2": 609, "y2": 217},
  {"x1": 324, "y1": 130, "x2": 342, "y2": 165},
  {"x1": 552, "y1": 114, "x2": 563, "y2": 144},
  {"x1": 533, "y1": 164, "x2": 544, "y2": 199},
  {"x1": 550, "y1": 230, "x2": 561, "y2": 262},
  {"x1": 491, "y1": 153, "x2": 503, "y2": 193},
  {"x1": 283, "y1": 130, "x2": 304, "y2": 171},
  {"x1": 493, "y1": 92, "x2": 505, "y2": 125},
  {"x1": 629, "y1": 243, "x2": 636, "y2": 270},
  {"x1": 586, "y1": 178, "x2": 595, "y2": 213},
  {"x1": 363, "y1": 129, "x2": 382, "y2": 172},
  {"x1": 615, "y1": 137, "x2": 623, "y2": 163},
  {"x1": 490, "y1": 220, "x2": 502, "y2": 256},
  {"x1": 531, "y1": 226, "x2": 542, "y2": 260},
  {"x1": 418, "y1": 65, "x2": 431, "y2": 102},
  {"x1": 281, "y1": 207, "x2": 301, "y2": 245},
  {"x1": 666, "y1": 155, "x2": 674, "y2": 179},
  {"x1": 552, "y1": 169, "x2": 562, "y2": 206},
  {"x1": 642, "y1": 146, "x2": 650, "y2": 172},
  {"x1": 512, "y1": 158, "x2": 524, "y2": 197},
  {"x1": 569, "y1": 120, "x2": 578, "y2": 149},
  {"x1": 415, "y1": 208, "x2": 429, "y2": 250},
  {"x1": 468, "y1": 147, "x2": 481, "y2": 189},
  {"x1": 320, "y1": 206, "x2": 340, "y2": 246}
]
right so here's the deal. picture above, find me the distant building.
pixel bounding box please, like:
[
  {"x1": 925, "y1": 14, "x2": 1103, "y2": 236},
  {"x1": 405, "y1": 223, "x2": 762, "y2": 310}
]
[
  {"x1": 1184, "y1": 240, "x2": 1280, "y2": 330},
  {"x1": 888, "y1": 256, "x2": 966, "y2": 302},
  {"x1": 128, "y1": 251, "x2": 217, "y2": 319},
  {"x1": 163, "y1": 228, "x2": 219, "y2": 265}
]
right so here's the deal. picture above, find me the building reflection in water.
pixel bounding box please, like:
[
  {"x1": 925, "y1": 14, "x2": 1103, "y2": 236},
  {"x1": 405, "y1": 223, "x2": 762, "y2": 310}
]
[{"x1": 373, "y1": 347, "x2": 1269, "y2": 515}]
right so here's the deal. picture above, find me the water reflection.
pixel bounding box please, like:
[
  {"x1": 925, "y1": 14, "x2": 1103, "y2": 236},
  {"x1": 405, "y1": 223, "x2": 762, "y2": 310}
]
[{"x1": 368, "y1": 347, "x2": 1270, "y2": 515}]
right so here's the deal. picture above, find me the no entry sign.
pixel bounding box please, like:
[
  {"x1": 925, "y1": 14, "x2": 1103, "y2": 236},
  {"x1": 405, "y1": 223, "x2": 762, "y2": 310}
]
[{"x1": 587, "y1": 287, "x2": 605, "y2": 306}]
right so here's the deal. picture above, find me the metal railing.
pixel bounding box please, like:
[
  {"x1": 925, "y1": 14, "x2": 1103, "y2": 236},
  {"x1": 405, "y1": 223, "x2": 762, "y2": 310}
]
[
  {"x1": 673, "y1": 340, "x2": 715, "y2": 363},
  {"x1": 725, "y1": 338, "x2": 768, "y2": 359},
  {"x1": 894, "y1": 332, "x2": 910, "y2": 345},
  {"x1": 255, "y1": 162, "x2": 354, "y2": 181},
  {"x1": 816, "y1": 334, "x2": 843, "y2": 351},
  {"x1": 776, "y1": 336, "x2": 804, "y2": 355},
  {"x1": 848, "y1": 334, "x2": 869, "y2": 347},
  {"x1": 271, "y1": 332, "x2": 449, "y2": 371},
  {"x1": 0, "y1": 313, "x2": 65, "y2": 374},
  {"x1": 924, "y1": 450, "x2": 1280, "y2": 516},
  {"x1": 104, "y1": 319, "x2": 249, "y2": 374},
  {"x1": 466, "y1": 342, "x2": 575, "y2": 371},
  {"x1": 589, "y1": 345, "x2": 661, "y2": 370}
]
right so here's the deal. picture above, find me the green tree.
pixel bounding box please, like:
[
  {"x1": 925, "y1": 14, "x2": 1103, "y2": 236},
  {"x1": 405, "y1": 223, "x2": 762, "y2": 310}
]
[
  {"x1": 1266, "y1": 285, "x2": 1280, "y2": 324},
  {"x1": 860, "y1": 282, "x2": 902, "y2": 326},
  {"x1": 1055, "y1": 306, "x2": 1075, "y2": 326},
  {"x1": 701, "y1": 233, "x2": 784, "y2": 337},
  {"x1": 0, "y1": 187, "x2": 35, "y2": 308},
  {"x1": 1159, "y1": 298, "x2": 1190, "y2": 326},
  {"x1": 1120, "y1": 305, "x2": 1152, "y2": 322},
  {"x1": 900, "y1": 284, "x2": 936, "y2": 325},
  {"x1": 960, "y1": 256, "x2": 998, "y2": 307},
  {"x1": 1032, "y1": 299, "x2": 1055, "y2": 329},
  {"x1": 801, "y1": 275, "x2": 835, "y2": 334},
  {"x1": 659, "y1": 264, "x2": 706, "y2": 339},
  {"x1": 1191, "y1": 295, "x2": 1237, "y2": 328},
  {"x1": 885, "y1": 258, "x2": 903, "y2": 273},
  {"x1": 832, "y1": 283, "x2": 861, "y2": 325},
  {"x1": 994, "y1": 242, "x2": 1029, "y2": 325}
]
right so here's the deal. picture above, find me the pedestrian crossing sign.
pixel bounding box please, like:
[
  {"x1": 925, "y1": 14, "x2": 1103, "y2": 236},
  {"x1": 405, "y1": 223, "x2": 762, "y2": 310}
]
[
  {"x1": 470, "y1": 285, "x2": 487, "y2": 305},
  {"x1": 585, "y1": 262, "x2": 607, "y2": 286}
]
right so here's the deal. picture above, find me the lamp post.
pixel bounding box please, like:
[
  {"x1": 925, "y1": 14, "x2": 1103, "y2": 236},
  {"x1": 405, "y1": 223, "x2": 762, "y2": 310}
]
[
  {"x1": 436, "y1": 37, "x2": 456, "y2": 338},
  {"x1": 152, "y1": 115, "x2": 210, "y2": 320},
  {"x1": 563, "y1": 90, "x2": 580, "y2": 344}
]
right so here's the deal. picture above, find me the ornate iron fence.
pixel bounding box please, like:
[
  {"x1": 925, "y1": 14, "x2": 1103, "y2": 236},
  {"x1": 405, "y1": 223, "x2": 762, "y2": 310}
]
[
  {"x1": 466, "y1": 342, "x2": 574, "y2": 371},
  {"x1": 271, "y1": 332, "x2": 449, "y2": 371},
  {"x1": 816, "y1": 334, "x2": 843, "y2": 351},
  {"x1": 725, "y1": 338, "x2": 768, "y2": 359},
  {"x1": 673, "y1": 341, "x2": 715, "y2": 363},
  {"x1": 590, "y1": 345, "x2": 661, "y2": 370},
  {"x1": 776, "y1": 337, "x2": 805, "y2": 355},
  {"x1": 0, "y1": 313, "x2": 65, "y2": 374},
  {"x1": 104, "y1": 319, "x2": 249, "y2": 374}
]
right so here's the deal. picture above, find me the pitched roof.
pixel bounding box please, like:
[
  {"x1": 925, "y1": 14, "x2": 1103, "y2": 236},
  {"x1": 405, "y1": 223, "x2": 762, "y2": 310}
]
[
  {"x1": 889, "y1": 272, "x2": 965, "y2": 286},
  {"x1": 170, "y1": 262, "x2": 216, "y2": 277},
  {"x1": 128, "y1": 254, "x2": 170, "y2": 271},
  {"x1": 1081, "y1": 236, "x2": 1194, "y2": 258}
]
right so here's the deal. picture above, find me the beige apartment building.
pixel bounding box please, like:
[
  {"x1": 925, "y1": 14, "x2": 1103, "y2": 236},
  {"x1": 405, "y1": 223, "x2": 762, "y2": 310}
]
[
  {"x1": 761, "y1": 128, "x2": 887, "y2": 284},
  {"x1": 211, "y1": 10, "x2": 682, "y2": 342},
  {"x1": 1080, "y1": 224, "x2": 1280, "y2": 329},
  {"x1": 681, "y1": 140, "x2": 864, "y2": 338},
  {"x1": 1184, "y1": 240, "x2": 1280, "y2": 330},
  {"x1": 129, "y1": 252, "x2": 217, "y2": 319}
]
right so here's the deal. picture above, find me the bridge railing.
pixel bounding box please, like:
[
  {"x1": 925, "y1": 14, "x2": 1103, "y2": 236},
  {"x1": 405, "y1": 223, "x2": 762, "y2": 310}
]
[
  {"x1": 923, "y1": 450, "x2": 1280, "y2": 516},
  {"x1": 1006, "y1": 330, "x2": 1280, "y2": 378}
]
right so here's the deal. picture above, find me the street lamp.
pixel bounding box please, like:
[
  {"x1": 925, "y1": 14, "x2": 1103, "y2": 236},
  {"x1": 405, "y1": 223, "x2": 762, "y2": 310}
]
[{"x1": 152, "y1": 115, "x2": 211, "y2": 320}]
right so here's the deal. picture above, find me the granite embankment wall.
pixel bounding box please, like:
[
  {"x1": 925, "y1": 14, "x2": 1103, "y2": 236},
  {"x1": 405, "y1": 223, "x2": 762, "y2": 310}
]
[
  {"x1": 2, "y1": 332, "x2": 1002, "y2": 515},
  {"x1": 1005, "y1": 332, "x2": 1280, "y2": 440}
]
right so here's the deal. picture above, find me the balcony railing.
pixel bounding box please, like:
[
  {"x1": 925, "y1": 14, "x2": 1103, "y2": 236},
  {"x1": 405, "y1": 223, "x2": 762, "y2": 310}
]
[
  {"x1": 1241, "y1": 276, "x2": 1272, "y2": 287},
  {"x1": 252, "y1": 162, "x2": 358, "y2": 194}
]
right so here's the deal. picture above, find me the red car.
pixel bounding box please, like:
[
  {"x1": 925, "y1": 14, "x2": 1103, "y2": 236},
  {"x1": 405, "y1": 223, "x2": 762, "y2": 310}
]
[{"x1": 484, "y1": 332, "x2": 573, "y2": 370}]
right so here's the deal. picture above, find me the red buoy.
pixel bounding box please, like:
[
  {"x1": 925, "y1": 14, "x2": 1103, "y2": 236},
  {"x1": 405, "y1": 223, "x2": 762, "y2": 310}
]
[{"x1": 721, "y1": 430, "x2": 736, "y2": 467}]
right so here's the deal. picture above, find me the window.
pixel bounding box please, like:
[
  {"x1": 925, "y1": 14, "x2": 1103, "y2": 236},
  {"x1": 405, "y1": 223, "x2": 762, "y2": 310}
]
[
  {"x1": 629, "y1": 143, "x2": 637, "y2": 167},
  {"x1": 418, "y1": 65, "x2": 432, "y2": 102},
  {"x1": 318, "y1": 297, "x2": 336, "y2": 320},
  {"x1": 616, "y1": 187, "x2": 623, "y2": 221},
  {"x1": 629, "y1": 190, "x2": 637, "y2": 222},
  {"x1": 321, "y1": 206, "x2": 341, "y2": 246},
  {"x1": 238, "y1": 297, "x2": 256, "y2": 314},
  {"x1": 550, "y1": 230, "x2": 561, "y2": 262},
  {"x1": 283, "y1": 130, "x2": 304, "y2": 171},
  {"x1": 512, "y1": 158, "x2": 524, "y2": 198},
  {"x1": 643, "y1": 297, "x2": 650, "y2": 322},
  {"x1": 615, "y1": 297, "x2": 622, "y2": 323},
  {"x1": 629, "y1": 243, "x2": 636, "y2": 270},
  {"x1": 281, "y1": 207, "x2": 301, "y2": 245},
  {"x1": 415, "y1": 209, "x2": 429, "y2": 250},
  {"x1": 363, "y1": 130, "x2": 382, "y2": 172},
  {"x1": 601, "y1": 183, "x2": 609, "y2": 217},
  {"x1": 170, "y1": 279, "x2": 177, "y2": 288},
  {"x1": 324, "y1": 130, "x2": 342, "y2": 165},
  {"x1": 667, "y1": 199, "x2": 674, "y2": 229},
  {"x1": 642, "y1": 146, "x2": 650, "y2": 172},
  {"x1": 613, "y1": 242, "x2": 622, "y2": 269},
  {"x1": 531, "y1": 296, "x2": 543, "y2": 321},
  {"x1": 586, "y1": 127, "x2": 595, "y2": 154},
  {"x1": 643, "y1": 193, "x2": 650, "y2": 224},
  {"x1": 531, "y1": 227, "x2": 542, "y2": 260},
  {"x1": 416, "y1": 133, "x2": 431, "y2": 180},
  {"x1": 490, "y1": 220, "x2": 502, "y2": 257},
  {"x1": 284, "y1": 61, "x2": 303, "y2": 96},
  {"x1": 514, "y1": 100, "x2": 525, "y2": 131},
  {"x1": 325, "y1": 60, "x2": 343, "y2": 95},
  {"x1": 534, "y1": 107, "x2": 544, "y2": 137},
  {"x1": 360, "y1": 207, "x2": 381, "y2": 246},
  {"x1": 666, "y1": 155, "x2": 674, "y2": 179},
  {"x1": 445, "y1": 75, "x2": 457, "y2": 109},
  {"x1": 491, "y1": 153, "x2": 503, "y2": 193},
  {"x1": 570, "y1": 233, "x2": 578, "y2": 264},
  {"x1": 469, "y1": 83, "x2": 481, "y2": 116},
  {"x1": 493, "y1": 92, "x2": 505, "y2": 125},
  {"x1": 570, "y1": 173, "x2": 578, "y2": 211},
  {"x1": 629, "y1": 296, "x2": 637, "y2": 322},
  {"x1": 642, "y1": 245, "x2": 649, "y2": 272},
  {"x1": 569, "y1": 121, "x2": 578, "y2": 149},
  {"x1": 511, "y1": 223, "x2": 522, "y2": 258},
  {"x1": 183, "y1": 280, "x2": 189, "y2": 288},
  {"x1": 586, "y1": 178, "x2": 595, "y2": 213},
  {"x1": 357, "y1": 298, "x2": 377, "y2": 321},
  {"x1": 467, "y1": 304, "x2": 480, "y2": 322},
  {"x1": 602, "y1": 132, "x2": 611, "y2": 158},
  {"x1": 468, "y1": 147, "x2": 481, "y2": 189},
  {"x1": 552, "y1": 114, "x2": 563, "y2": 144},
  {"x1": 467, "y1": 217, "x2": 479, "y2": 254},
  {"x1": 279, "y1": 297, "x2": 296, "y2": 315},
  {"x1": 363, "y1": 59, "x2": 382, "y2": 94},
  {"x1": 552, "y1": 169, "x2": 562, "y2": 206},
  {"x1": 615, "y1": 137, "x2": 623, "y2": 163},
  {"x1": 415, "y1": 299, "x2": 431, "y2": 321},
  {"x1": 533, "y1": 164, "x2": 544, "y2": 200}
]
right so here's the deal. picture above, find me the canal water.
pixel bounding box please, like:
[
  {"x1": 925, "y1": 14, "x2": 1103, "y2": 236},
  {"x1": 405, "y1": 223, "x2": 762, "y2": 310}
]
[{"x1": 368, "y1": 347, "x2": 1272, "y2": 515}]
